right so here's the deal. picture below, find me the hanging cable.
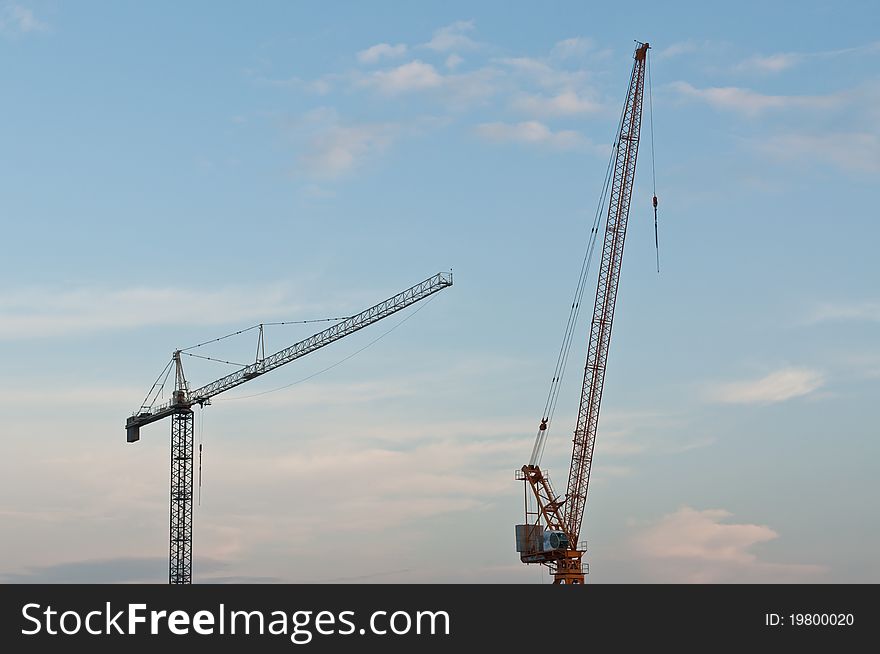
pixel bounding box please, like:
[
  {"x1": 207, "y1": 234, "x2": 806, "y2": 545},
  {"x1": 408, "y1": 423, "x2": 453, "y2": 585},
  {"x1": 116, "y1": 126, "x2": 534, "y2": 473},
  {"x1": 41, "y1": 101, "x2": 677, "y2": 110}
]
[
  {"x1": 529, "y1": 81, "x2": 630, "y2": 467},
  {"x1": 180, "y1": 351, "x2": 248, "y2": 367},
  {"x1": 262, "y1": 317, "x2": 349, "y2": 327},
  {"x1": 181, "y1": 324, "x2": 261, "y2": 351},
  {"x1": 137, "y1": 358, "x2": 174, "y2": 414},
  {"x1": 648, "y1": 50, "x2": 660, "y2": 274},
  {"x1": 180, "y1": 316, "x2": 349, "y2": 352},
  {"x1": 197, "y1": 407, "x2": 203, "y2": 506}
]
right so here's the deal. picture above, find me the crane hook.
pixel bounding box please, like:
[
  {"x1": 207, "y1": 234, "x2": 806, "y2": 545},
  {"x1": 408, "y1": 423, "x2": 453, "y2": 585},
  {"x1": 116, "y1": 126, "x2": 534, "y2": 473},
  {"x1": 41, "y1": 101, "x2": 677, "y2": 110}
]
[{"x1": 652, "y1": 195, "x2": 660, "y2": 274}]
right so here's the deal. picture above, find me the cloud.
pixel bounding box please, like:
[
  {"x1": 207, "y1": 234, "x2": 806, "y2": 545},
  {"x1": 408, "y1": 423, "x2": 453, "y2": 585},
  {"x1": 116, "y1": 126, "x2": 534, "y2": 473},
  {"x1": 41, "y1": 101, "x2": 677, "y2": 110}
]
[
  {"x1": 0, "y1": 556, "x2": 278, "y2": 584},
  {"x1": 352, "y1": 60, "x2": 499, "y2": 109},
  {"x1": 357, "y1": 42, "x2": 407, "y2": 64},
  {"x1": 475, "y1": 121, "x2": 588, "y2": 150},
  {"x1": 735, "y1": 53, "x2": 802, "y2": 74},
  {"x1": 629, "y1": 507, "x2": 825, "y2": 582},
  {"x1": 757, "y1": 132, "x2": 880, "y2": 174},
  {"x1": 0, "y1": 285, "x2": 309, "y2": 340},
  {"x1": 363, "y1": 60, "x2": 443, "y2": 94},
  {"x1": 707, "y1": 367, "x2": 824, "y2": 405},
  {"x1": 512, "y1": 89, "x2": 601, "y2": 116},
  {"x1": 0, "y1": 381, "x2": 534, "y2": 582},
  {"x1": 309, "y1": 568, "x2": 413, "y2": 583},
  {"x1": 445, "y1": 53, "x2": 463, "y2": 70},
  {"x1": 808, "y1": 301, "x2": 880, "y2": 323},
  {"x1": 655, "y1": 40, "x2": 701, "y2": 59},
  {"x1": 218, "y1": 378, "x2": 418, "y2": 408},
  {"x1": 836, "y1": 352, "x2": 880, "y2": 381},
  {"x1": 497, "y1": 56, "x2": 590, "y2": 91},
  {"x1": 826, "y1": 41, "x2": 880, "y2": 57},
  {"x1": 0, "y1": 386, "x2": 143, "y2": 408},
  {"x1": 0, "y1": 379, "x2": 413, "y2": 415},
  {"x1": 0, "y1": 3, "x2": 47, "y2": 35},
  {"x1": 251, "y1": 72, "x2": 342, "y2": 95},
  {"x1": 290, "y1": 108, "x2": 398, "y2": 179},
  {"x1": 582, "y1": 409, "x2": 710, "y2": 457},
  {"x1": 423, "y1": 20, "x2": 477, "y2": 52},
  {"x1": 551, "y1": 37, "x2": 594, "y2": 59},
  {"x1": 301, "y1": 122, "x2": 396, "y2": 177},
  {"x1": 733, "y1": 42, "x2": 880, "y2": 74},
  {"x1": 670, "y1": 81, "x2": 839, "y2": 116},
  {"x1": 438, "y1": 68, "x2": 500, "y2": 107},
  {"x1": 0, "y1": 557, "x2": 170, "y2": 583},
  {"x1": 157, "y1": 425, "x2": 528, "y2": 571}
]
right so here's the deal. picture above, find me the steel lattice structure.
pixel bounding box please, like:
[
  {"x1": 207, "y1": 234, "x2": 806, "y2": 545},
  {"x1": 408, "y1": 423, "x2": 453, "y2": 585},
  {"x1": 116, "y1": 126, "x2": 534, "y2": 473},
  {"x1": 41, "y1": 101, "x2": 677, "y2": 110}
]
[
  {"x1": 169, "y1": 409, "x2": 194, "y2": 584},
  {"x1": 564, "y1": 45, "x2": 647, "y2": 544},
  {"x1": 518, "y1": 42, "x2": 649, "y2": 584},
  {"x1": 126, "y1": 272, "x2": 452, "y2": 584}
]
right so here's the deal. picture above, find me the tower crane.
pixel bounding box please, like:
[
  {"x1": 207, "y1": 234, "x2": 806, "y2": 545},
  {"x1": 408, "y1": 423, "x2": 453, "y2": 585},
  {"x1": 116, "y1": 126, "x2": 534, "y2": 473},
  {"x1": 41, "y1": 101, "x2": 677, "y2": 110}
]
[
  {"x1": 126, "y1": 272, "x2": 453, "y2": 584},
  {"x1": 515, "y1": 42, "x2": 652, "y2": 583}
]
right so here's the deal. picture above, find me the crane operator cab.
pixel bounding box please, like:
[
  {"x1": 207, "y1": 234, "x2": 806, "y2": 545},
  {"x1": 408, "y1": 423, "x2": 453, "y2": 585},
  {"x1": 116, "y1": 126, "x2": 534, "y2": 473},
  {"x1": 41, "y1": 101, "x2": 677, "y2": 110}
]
[
  {"x1": 543, "y1": 529, "x2": 569, "y2": 552},
  {"x1": 516, "y1": 525, "x2": 570, "y2": 562}
]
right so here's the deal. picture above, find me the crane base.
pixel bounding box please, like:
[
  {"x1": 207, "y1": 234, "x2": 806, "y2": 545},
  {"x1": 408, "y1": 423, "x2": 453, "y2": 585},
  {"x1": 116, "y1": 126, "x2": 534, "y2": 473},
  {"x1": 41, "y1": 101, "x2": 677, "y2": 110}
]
[{"x1": 551, "y1": 551, "x2": 586, "y2": 584}]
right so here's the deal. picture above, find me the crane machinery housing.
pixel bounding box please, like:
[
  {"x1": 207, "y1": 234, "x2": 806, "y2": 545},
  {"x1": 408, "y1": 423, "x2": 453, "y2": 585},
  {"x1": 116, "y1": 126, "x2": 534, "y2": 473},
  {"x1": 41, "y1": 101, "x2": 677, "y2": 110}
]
[
  {"x1": 126, "y1": 272, "x2": 453, "y2": 584},
  {"x1": 516, "y1": 42, "x2": 652, "y2": 584}
]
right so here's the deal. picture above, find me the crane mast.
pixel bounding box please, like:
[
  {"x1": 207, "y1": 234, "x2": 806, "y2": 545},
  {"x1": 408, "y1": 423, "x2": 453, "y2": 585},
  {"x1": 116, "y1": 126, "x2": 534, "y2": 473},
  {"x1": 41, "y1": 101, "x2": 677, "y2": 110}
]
[
  {"x1": 127, "y1": 272, "x2": 452, "y2": 584},
  {"x1": 517, "y1": 42, "x2": 650, "y2": 584}
]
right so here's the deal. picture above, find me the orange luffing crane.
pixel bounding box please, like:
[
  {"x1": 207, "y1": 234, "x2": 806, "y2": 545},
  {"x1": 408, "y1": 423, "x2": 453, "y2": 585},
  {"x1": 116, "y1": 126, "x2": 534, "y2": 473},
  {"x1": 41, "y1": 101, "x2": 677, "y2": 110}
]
[
  {"x1": 516, "y1": 42, "x2": 654, "y2": 583},
  {"x1": 126, "y1": 272, "x2": 452, "y2": 584}
]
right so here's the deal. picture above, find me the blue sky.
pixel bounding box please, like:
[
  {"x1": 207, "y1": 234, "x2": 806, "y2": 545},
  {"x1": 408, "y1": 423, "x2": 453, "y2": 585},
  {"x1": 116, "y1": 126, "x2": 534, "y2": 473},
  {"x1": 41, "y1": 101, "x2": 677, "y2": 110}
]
[{"x1": 1, "y1": 0, "x2": 878, "y2": 583}]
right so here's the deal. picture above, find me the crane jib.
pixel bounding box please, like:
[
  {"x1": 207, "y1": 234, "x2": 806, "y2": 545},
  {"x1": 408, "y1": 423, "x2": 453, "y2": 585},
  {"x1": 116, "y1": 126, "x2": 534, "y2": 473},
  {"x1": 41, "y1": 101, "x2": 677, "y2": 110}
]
[{"x1": 125, "y1": 271, "x2": 453, "y2": 439}]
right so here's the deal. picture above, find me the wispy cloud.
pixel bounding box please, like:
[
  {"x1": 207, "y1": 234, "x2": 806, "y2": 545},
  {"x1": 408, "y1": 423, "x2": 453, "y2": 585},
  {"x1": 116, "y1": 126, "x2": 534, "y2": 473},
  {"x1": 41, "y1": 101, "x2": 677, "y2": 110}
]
[
  {"x1": 0, "y1": 386, "x2": 143, "y2": 408},
  {"x1": 0, "y1": 557, "x2": 172, "y2": 583},
  {"x1": 589, "y1": 409, "x2": 714, "y2": 457},
  {"x1": 423, "y1": 20, "x2": 478, "y2": 52},
  {"x1": 735, "y1": 52, "x2": 802, "y2": 74},
  {"x1": 170, "y1": 426, "x2": 528, "y2": 568},
  {"x1": 551, "y1": 37, "x2": 594, "y2": 60},
  {"x1": 733, "y1": 42, "x2": 880, "y2": 74},
  {"x1": 807, "y1": 300, "x2": 880, "y2": 323},
  {"x1": 0, "y1": 3, "x2": 47, "y2": 35},
  {"x1": 629, "y1": 506, "x2": 826, "y2": 582},
  {"x1": 0, "y1": 285, "x2": 309, "y2": 340},
  {"x1": 259, "y1": 22, "x2": 611, "y2": 170},
  {"x1": 445, "y1": 53, "x2": 463, "y2": 70},
  {"x1": 655, "y1": 40, "x2": 702, "y2": 60},
  {"x1": 250, "y1": 72, "x2": 343, "y2": 95},
  {"x1": 496, "y1": 56, "x2": 590, "y2": 91},
  {"x1": 757, "y1": 132, "x2": 880, "y2": 174},
  {"x1": 475, "y1": 121, "x2": 588, "y2": 151},
  {"x1": 301, "y1": 122, "x2": 396, "y2": 177},
  {"x1": 361, "y1": 60, "x2": 443, "y2": 94},
  {"x1": 512, "y1": 89, "x2": 602, "y2": 117},
  {"x1": 357, "y1": 42, "x2": 407, "y2": 64},
  {"x1": 707, "y1": 367, "x2": 824, "y2": 405},
  {"x1": 0, "y1": 386, "x2": 533, "y2": 581},
  {"x1": 291, "y1": 107, "x2": 398, "y2": 179},
  {"x1": 670, "y1": 81, "x2": 840, "y2": 117},
  {"x1": 350, "y1": 59, "x2": 500, "y2": 110}
]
